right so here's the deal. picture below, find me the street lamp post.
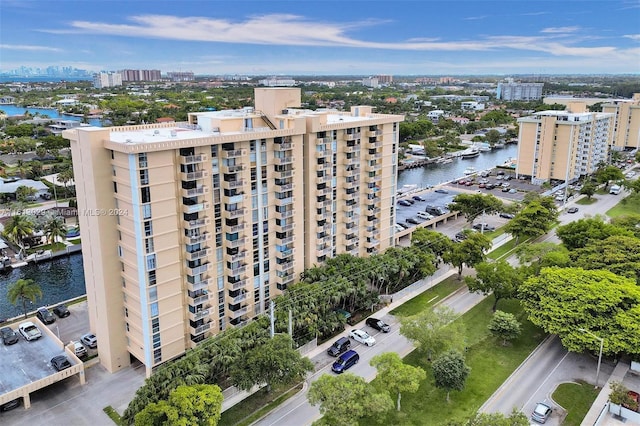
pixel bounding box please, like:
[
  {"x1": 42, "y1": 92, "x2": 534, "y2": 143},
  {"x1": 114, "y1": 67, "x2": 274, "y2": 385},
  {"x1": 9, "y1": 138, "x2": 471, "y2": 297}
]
[{"x1": 579, "y1": 328, "x2": 604, "y2": 388}]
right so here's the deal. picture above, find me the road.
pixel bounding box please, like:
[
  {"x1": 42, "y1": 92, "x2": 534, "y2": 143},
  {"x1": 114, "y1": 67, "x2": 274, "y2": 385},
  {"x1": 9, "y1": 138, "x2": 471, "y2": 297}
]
[{"x1": 254, "y1": 285, "x2": 484, "y2": 426}]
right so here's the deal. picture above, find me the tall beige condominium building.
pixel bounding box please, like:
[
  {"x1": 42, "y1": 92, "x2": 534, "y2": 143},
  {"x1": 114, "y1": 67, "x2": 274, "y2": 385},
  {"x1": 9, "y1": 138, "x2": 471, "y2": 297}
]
[
  {"x1": 516, "y1": 110, "x2": 614, "y2": 185},
  {"x1": 63, "y1": 88, "x2": 403, "y2": 376},
  {"x1": 601, "y1": 93, "x2": 640, "y2": 152}
]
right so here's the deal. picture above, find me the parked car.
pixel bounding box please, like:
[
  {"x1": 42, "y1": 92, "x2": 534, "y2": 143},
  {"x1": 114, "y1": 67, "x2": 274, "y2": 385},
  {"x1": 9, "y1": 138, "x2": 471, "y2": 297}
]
[
  {"x1": 81, "y1": 333, "x2": 98, "y2": 349},
  {"x1": 454, "y1": 231, "x2": 469, "y2": 241},
  {"x1": 501, "y1": 186, "x2": 510, "y2": 192},
  {"x1": 331, "y1": 350, "x2": 359, "y2": 374},
  {"x1": 567, "y1": 207, "x2": 579, "y2": 214},
  {"x1": 53, "y1": 304, "x2": 70, "y2": 318},
  {"x1": 0, "y1": 398, "x2": 20, "y2": 412},
  {"x1": 365, "y1": 317, "x2": 390, "y2": 333},
  {"x1": 327, "y1": 337, "x2": 351, "y2": 357},
  {"x1": 508, "y1": 188, "x2": 517, "y2": 194},
  {"x1": 425, "y1": 205, "x2": 448, "y2": 216},
  {"x1": 531, "y1": 402, "x2": 552, "y2": 423},
  {"x1": 18, "y1": 322, "x2": 42, "y2": 341},
  {"x1": 348, "y1": 329, "x2": 376, "y2": 346},
  {"x1": 0, "y1": 326, "x2": 19, "y2": 345},
  {"x1": 36, "y1": 307, "x2": 56, "y2": 324},
  {"x1": 412, "y1": 195, "x2": 426, "y2": 202},
  {"x1": 406, "y1": 217, "x2": 420, "y2": 225},
  {"x1": 51, "y1": 355, "x2": 72, "y2": 371},
  {"x1": 72, "y1": 340, "x2": 87, "y2": 358},
  {"x1": 472, "y1": 223, "x2": 496, "y2": 232},
  {"x1": 397, "y1": 199, "x2": 412, "y2": 207},
  {"x1": 416, "y1": 211, "x2": 433, "y2": 220},
  {"x1": 499, "y1": 212, "x2": 515, "y2": 219},
  {"x1": 434, "y1": 189, "x2": 449, "y2": 194},
  {"x1": 396, "y1": 222, "x2": 408, "y2": 229},
  {"x1": 394, "y1": 224, "x2": 405, "y2": 233}
]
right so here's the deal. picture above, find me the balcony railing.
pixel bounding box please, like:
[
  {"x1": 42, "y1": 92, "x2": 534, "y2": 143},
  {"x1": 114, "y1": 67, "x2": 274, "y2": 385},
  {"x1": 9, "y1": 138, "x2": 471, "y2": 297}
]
[
  {"x1": 227, "y1": 223, "x2": 245, "y2": 233},
  {"x1": 277, "y1": 183, "x2": 294, "y2": 191},
  {"x1": 221, "y1": 164, "x2": 245, "y2": 174},
  {"x1": 318, "y1": 187, "x2": 332, "y2": 196},
  {"x1": 192, "y1": 322, "x2": 211, "y2": 335},
  {"x1": 225, "y1": 208, "x2": 246, "y2": 219},
  {"x1": 222, "y1": 149, "x2": 246, "y2": 159},
  {"x1": 344, "y1": 132, "x2": 361, "y2": 141},
  {"x1": 184, "y1": 217, "x2": 210, "y2": 229},
  {"x1": 186, "y1": 248, "x2": 212, "y2": 261},
  {"x1": 227, "y1": 250, "x2": 247, "y2": 263},
  {"x1": 276, "y1": 248, "x2": 294, "y2": 258},
  {"x1": 184, "y1": 232, "x2": 211, "y2": 245},
  {"x1": 276, "y1": 142, "x2": 292, "y2": 150},
  {"x1": 183, "y1": 202, "x2": 210, "y2": 214},
  {"x1": 191, "y1": 293, "x2": 210, "y2": 305},
  {"x1": 274, "y1": 156, "x2": 294, "y2": 165},
  {"x1": 191, "y1": 309, "x2": 210, "y2": 321},
  {"x1": 182, "y1": 186, "x2": 208, "y2": 197},
  {"x1": 228, "y1": 279, "x2": 247, "y2": 291},
  {"x1": 181, "y1": 170, "x2": 208, "y2": 181},
  {"x1": 228, "y1": 292, "x2": 248, "y2": 304},
  {"x1": 277, "y1": 222, "x2": 294, "y2": 232},
  {"x1": 226, "y1": 237, "x2": 247, "y2": 249},
  {"x1": 368, "y1": 129, "x2": 383, "y2": 137},
  {"x1": 223, "y1": 179, "x2": 245, "y2": 190},
  {"x1": 278, "y1": 210, "x2": 294, "y2": 219},
  {"x1": 366, "y1": 163, "x2": 382, "y2": 172},
  {"x1": 278, "y1": 235, "x2": 294, "y2": 245},
  {"x1": 187, "y1": 277, "x2": 212, "y2": 292},
  {"x1": 227, "y1": 264, "x2": 247, "y2": 276},
  {"x1": 276, "y1": 170, "x2": 293, "y2": 179},
  {"x1": 228, "y1": 306, "x2": 249, "y2": 319},
  {"x1": 181, "y1": 154, "x2": 208, "y2": 165},
  {"x1": 275, "y1": 197, "x2": 294, "y2": 207},
  {"x1": 186, "y1": 263, "x2": 211, "y2": 276},
  {"x1": 278, "y1": 261, "x2": 294, "y2": 272},
  {"x1": 369, "y1": 140, "x2": 383, "y2": 148}
]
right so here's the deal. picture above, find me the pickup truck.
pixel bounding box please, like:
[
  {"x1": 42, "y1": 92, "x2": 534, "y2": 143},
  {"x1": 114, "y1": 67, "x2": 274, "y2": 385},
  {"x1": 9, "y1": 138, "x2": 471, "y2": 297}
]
[{"x1": 18, "y1": 321, "x2": 42, "y2": 341}]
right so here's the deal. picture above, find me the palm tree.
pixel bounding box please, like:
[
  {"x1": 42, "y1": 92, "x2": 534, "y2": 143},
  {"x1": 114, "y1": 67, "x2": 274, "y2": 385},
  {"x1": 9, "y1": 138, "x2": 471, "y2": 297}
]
[
  {"x1": 57, "y1": 168, "x2": 74, "y2": 196},
  {"x1": 7, "y1": 278, "x2": 42, "y2": 318},
  {"x1": 44, "y1": 215, "x2": 67, "y2": 245},
  {"x1": 2, "y1": 214, "x2": 34, "y2": 258}
]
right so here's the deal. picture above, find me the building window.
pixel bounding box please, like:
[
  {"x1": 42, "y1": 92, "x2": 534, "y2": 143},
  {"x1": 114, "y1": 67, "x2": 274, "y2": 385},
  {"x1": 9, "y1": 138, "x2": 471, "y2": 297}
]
[
  {"x1": 146, "y1": 254, "x2": 157, "y2": 270},
  {"x1": 138, "y1": 153, "x2": 148, "y2": 168},
  {"x1": 140, "y1": 169, "x2": 149, "y2": 185},
  {"x1": 142, "y1": 204, "x2": 152, "y2": 219},
  {"x1": 153, "y1": 348, "x2": 162, "y2": 363},
  {"x1": 141, "y1": 187, "x2": 151, "y2": 203},
  {"x1": 149, "y1": 286, "x2": 157, "y2": 302},
  {"x1": 150, "y1": 302, "x2": 159, "y2": 317},
  {"x1": 144, "y1": 221, "x2": 153, "y2": 236},
  {"x1": 113, "y1": 182, "x2": 118, "y2": 193},
  {"x1": 145, "y1": 237, "x2": 154, "y2": 254},
  {"x1": 148, "y1": 270, "x2": 157, "y2": 286}
]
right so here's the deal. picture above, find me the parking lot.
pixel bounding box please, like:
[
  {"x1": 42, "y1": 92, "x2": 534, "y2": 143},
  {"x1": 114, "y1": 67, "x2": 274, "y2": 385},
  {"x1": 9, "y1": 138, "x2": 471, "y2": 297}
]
[{"x1": 396, "y1": 188, "x2": 460, "y2": 229}]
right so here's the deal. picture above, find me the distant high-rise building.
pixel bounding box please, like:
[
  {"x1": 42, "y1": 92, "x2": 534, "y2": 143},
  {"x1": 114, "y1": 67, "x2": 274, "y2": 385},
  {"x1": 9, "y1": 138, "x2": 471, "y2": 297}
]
[
  {"x1": 362, "y1": 77, "x2": 379, "y2": 88},
  {"x1": 120, "y1": 69, "x2": 162, "y2": 82},
  {"x1": 376, "y1": 75, "x2": 393, "y2": 84},
  {"x1": 62, "y1": 88, "x2": 403, "y2": 376},
  {"x1": 516, "y1": 110, "x2": 613, "y2": 184},
  {"x1": 601, "y1": 93, "x2": 640, "y2": 151},
  {"x1": 93, "y1": 72, "x2": 123, "y2": 89},
  {"x1": 167, "y1": 72, "x2": 195, "y2": 82},
  {"x1": 258, "y1": 77, "x2": 296, "y2": 87},
  {"x1": 497, "y1": 80, "x2": 544, "y2": 101}
]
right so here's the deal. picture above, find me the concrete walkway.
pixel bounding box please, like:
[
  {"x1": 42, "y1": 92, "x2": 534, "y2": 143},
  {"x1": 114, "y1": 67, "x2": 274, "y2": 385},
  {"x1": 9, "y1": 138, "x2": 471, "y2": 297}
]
[{"x1": 581, "y1": 361, "x2": 631, "y2": 426}]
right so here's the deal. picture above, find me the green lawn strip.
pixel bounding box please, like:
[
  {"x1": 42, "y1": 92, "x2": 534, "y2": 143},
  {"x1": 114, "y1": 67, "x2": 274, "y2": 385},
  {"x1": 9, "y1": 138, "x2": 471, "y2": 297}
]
[
  {"x1": 487, "y1": 239, "x2": 517, "y2": 260},
  {"x1": 219, "y1": 382, "x2": 303, "y2": 426},
  {"x1": 26, "y1": 241, "x2": 67, "y2": 254},
  {"x1": 363, "y1": 298, "x2": 546, "y2": 426},
  {"x1": 576, "y1": 197, "x2": 597, "y2": 205},
  {"x1": 552, "y1": 381, "x2": 600, "y2": 426},
  {"x1": 103, "y1": 406, "x2": 124, "y2": 426},
  {"x1": 390, "y1": 276, "x2": 466, "y2": 317},
  {"x1": 606, "y1": 194, "x2": 640, "y2": 218},
  {"x1": 70, "y1": 239, "x2": 82, "y2": 245}
]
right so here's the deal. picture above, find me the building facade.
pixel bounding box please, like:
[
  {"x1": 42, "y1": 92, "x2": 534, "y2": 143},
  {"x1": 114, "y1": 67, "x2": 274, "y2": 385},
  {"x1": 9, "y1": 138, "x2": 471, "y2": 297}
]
[
  {"x1": 602, "y1": 93, "x2": 640, "y2": 152},
  {"x1": 63, "y1": 88, "x2": 403, "y2": 376},
  {"x1": 120, "y1": 69, "x2": 162, "y2": 82},
  {"x1": 497, "y1": 81, "x2": 544, "y2": 101},
  {"x1": 93, "y1": 72, "x2": 123, "y2": 89},
  {"x1": 516, "y1": 110, "x2": 614, "y2": 184}
]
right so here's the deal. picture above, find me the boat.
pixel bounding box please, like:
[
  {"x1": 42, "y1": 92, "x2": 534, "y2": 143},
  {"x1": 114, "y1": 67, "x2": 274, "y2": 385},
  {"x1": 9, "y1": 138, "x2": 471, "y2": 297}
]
[
  {"x1": 439, "y1": 158, "x2": 453, "y2": 164},
  {"x1": 474, "y1": 143, "x2": 492, "y2": 152},
  {"x1": 464, "y1": 167, "x2": 476, "y2": 175},
  {"x1": 460, "y1": 149, "x2": 480, "y2": 159},
  {"x1": 493, "y1": 142, "x2": 505, "y2": 149}
]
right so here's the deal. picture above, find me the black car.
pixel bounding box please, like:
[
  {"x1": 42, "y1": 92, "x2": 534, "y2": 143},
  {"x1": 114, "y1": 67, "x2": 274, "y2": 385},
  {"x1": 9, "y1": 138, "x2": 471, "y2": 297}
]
[
  {"x1": 51, "y1": 355, "x2": 72, "y2": 371},
  {"x1": 327, "y1": 337, "x2": 351, "y2": 357},
  {"x1": 412, "y1": 195, "x2": 426, "y2": 202},
  {"x1": 406, "y1": 217, "x2": 421, "y2": 225},
  {"x1": 434, "y1": 189, "x2": 449, "y2": 194},
  {"x1": 425, "y1": 205, "x2": 448, "y2": 216},
  {"x1": 454, "y1": 231, "x2": 470, "y2": 241},
  {"x1": 567, "y1": 207, "x2": 579, "y2": 214},
  {"x1": 366, "y1": 318, "x2": 390, "y2": 333},
  {"x1": 0, "y1": 398, "x2": 20, "y2": 412},
  {"x1": 53, "y1": 304, "x2": 70, "y2": 318},
  {"x1": 397, "y1": 199, "x2": 412, "y2": 207},
  {"x1": 499, "y1": 212, "x2": 515, "y2": 219},
  {"x1": 36, "y1": 307, "x2": 56, "y2": 324},
  {"x1": 0, "y1": 326, "x2": 19, "y2": 345}
]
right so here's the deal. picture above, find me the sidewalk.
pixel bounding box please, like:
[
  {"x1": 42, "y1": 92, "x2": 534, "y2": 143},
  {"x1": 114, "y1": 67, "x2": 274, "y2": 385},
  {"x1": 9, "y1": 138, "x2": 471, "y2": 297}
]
[{"x1": 581, "y1": 361, "x2": 631, "y2": 426}]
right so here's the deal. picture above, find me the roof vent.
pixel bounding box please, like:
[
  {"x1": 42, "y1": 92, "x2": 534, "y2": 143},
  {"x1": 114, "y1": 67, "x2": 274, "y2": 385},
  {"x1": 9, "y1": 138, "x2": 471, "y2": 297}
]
[
  {"x1": 125, "y1": 139, "x2": 133, "y2": 144},
  {"x1": 154, "y1": 130, "x2": 160, "y2": 135}
]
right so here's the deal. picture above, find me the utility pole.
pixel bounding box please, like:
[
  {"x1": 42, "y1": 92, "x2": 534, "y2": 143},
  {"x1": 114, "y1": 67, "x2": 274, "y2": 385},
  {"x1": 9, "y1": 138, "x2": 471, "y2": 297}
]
[
  {"x1": 269, "y1": 300, "x2": 275, "y2": 338},
  {"x1": 288, "y1": 309, "x2": 293, "y2": 337}
]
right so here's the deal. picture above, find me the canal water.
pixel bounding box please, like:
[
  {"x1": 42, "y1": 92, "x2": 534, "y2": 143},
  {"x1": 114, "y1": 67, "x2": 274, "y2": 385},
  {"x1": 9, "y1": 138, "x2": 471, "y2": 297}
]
[
  {"x1": 0, "y1": 142, "x2": 518, "y2": 316},
  {"x1": 0, "y1": 105, "x2": 103, "y2": 127}
]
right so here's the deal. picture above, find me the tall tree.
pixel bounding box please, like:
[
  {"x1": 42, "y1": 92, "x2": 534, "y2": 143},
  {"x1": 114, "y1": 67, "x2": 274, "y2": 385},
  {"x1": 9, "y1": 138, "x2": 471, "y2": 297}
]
[
  {"x1": 556, "y1": 217, "x2": 631, "y2": 250},
  {"x1": 595, "y1": 165, "x2": 624, "y2": 189},
  {"x1": 230, "y1": 334, "x2": 313, "y2": 393},
  {"x1": 411, "y1": 228, "x2": 454, "y2": 264},
  {"x1": 370, "y1": 352, "x2": 426, "y2": 411},
  {"x1": 432, "y1": 350, "x2": 471, "y2": 402},
  {"x1": 308, "y1": 373, "x2": 393, "y2": 426},
  {"x1": 7, "y1": 278, "x2": 42, "y2": 318},
  {"x1": 579, "y1": 181, "x2": 597, "y2": 200},
  {"x1": 442, "y1": 232, "x2": 492, "y2": 279},
  {"x1": 570, "y1": 235, "x2": 640, "y2": 283},
  {"x1": 399, "y1": 306, "x2": 466, "y2": 361},
  {"x1": 503, "y1": 201, "x2": 557, "y2": 244},
  {"x1": 44, "y1": 215, "x2": 67, "y2": 245},
  {"x1": 488, "y1": 311, "x2": 521, "y2": 346},
  {"x1": 2, "y1": 214, "x2": 34, "y2": 257},
  {"x1": 448, "y1": 193, "x2": 504, "y2": 225},
  {"x1": 464, "y1": 260, "x2": 523, "y2": 311},
  {"x1": 134, "y1": 384, "x2": 223, "y2": 426},
  {"x1": 520, "y1": 267, "x2": 640, "y2": 357}
]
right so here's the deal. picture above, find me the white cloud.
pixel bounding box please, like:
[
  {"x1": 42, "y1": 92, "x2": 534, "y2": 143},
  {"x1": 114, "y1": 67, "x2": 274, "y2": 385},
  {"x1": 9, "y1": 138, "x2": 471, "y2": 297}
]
[
  {"x1": 463, "y1": 15, "x2": 488, "y2": 21},
  {"x1": 521, "y1": 11, "x2": 550, "y2": 16},
  {"x1": 540, "y1": 26, "x2": 581, "y2": 34},
  {"x1": 624, "y1": 34, "x2": 640, "y2": 40},
  {"x1": 0, "y1": 44, "x2": 62, "y2": 52}
]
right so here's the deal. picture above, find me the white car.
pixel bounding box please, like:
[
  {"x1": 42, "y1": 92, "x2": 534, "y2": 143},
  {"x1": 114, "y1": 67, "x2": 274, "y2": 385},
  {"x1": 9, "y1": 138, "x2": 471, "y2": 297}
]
[
  {"x1": 348, "y1": 329, "x2": 376, "y2": 346},
  {"x1": 18, "y1": 322, "x2": 42, "y2": 341}
]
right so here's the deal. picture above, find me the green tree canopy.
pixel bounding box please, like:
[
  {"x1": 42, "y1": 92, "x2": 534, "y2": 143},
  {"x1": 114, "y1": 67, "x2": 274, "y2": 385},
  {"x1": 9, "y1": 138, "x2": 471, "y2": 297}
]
[
  {"x1": 370, "y1": 352, "x2": 426, "y2": 411},
  {"x1": 514, "y1": 242, "x2": 570, "y2": 276},
  {"x1": 399, "y1": 306, "x2": 466, "y2": 361},
  {"x1": 556, "y1": 217, "x2": 632, "y2": 250},
  {"x1": 411, "y1": 228, "x2": 454, "y2": 263},
  {"x1": 7, "y1": 278, "x2": 42, "y2": 319},
  {"x1": 579, "y1": 181, "x2": 598, "y2": 199},
  {"x1": 504, "y1": 200, "x2": 557, "y2": 244},
  {"x1": 308, "y1": 373, "x2": 393, "y2": 426},
  {"x1": 519, "y1": 267, "x2": 640, "y2": 357},
  {"x1": 448, "y1": 193, "x2": 504, "y2": 224},
  {"x1": 464, "y1": 260, "x2": 523, "y2": 311},
  {"x1": 462, "y1": 409, "x2": 529, "y2": 426},
  {"x1": 488, "y1": 310, "x2": 522, "y2": 346},
  {"x1": 230, "y1": 334, "x2": 313, "y2": 393},
  {"x1": 133, "y1": 384, "x2": 223, "y2": 426},
  {"x1": 595, "y1": 165, "x2": 625, "y2": 189},
  {"x1": 442, "y1": 232, "x2": 492, "y2": 279},
  {"x1": 2, "y1": 214, "x2": 34, "y2": 256},
  {"x1": 570, "y1": 235, "x2": 640, "y2": 283},
  {"x1": 432, "y1": 350, "x2": 471, "y2": 402}
]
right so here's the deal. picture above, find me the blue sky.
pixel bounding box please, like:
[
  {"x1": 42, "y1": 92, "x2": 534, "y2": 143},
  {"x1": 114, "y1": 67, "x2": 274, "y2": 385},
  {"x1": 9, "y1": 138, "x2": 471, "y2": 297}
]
[{"x1": 1, "y1": 0, "x2": 639, "y2": 75}]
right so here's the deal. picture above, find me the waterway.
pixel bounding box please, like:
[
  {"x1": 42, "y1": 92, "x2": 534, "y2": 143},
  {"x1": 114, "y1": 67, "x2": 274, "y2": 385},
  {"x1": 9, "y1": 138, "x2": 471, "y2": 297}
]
[
  {"x1": 0, "y1": 105, "x2": 103, "y2": 127},
  {"x1": 0, "y1": 254, "x2": 85, "y2": 320},
  {"x1": 397, "y1": 143, "x2": 518, "y2": 189}
]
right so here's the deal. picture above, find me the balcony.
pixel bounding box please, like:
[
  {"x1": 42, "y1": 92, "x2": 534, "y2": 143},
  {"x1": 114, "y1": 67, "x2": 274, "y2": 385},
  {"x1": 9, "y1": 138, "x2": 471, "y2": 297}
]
[
  {"x1": 318, "y1": 187, "x2": 332, "y2": 196},
  {"x1": 345, "y1": 168, "x2": 359, "y2": 177},
  {"x1": 276, "y1": 142, "x2": 292, "y2": 150},
  {"x1": 364, "y1": 239, "x2": 379, "y2": 249},
  {"x1": 228, "y1": 279, "x2": 247, "y2": 291},
  {"x1": 186, "y1": 247, "x2": 212, "y2": 261},
  {"x1": 225, "y1": 222, "x2": 244, "y2": 233},
  {"x1": 226, "y1": 237, "x2": 247, "y2": 249},
  {"x1": 367, "y1": 207, "x2": 381, "y2": 215},
  {"x1": 316, "y1": 137, "x2": 331, "y2": 144},
  {"x1": 366, "y1": 163, "x2": 382, "y2": 173},
  {"x1": 184, "y1": 232, "x2": 211, "y2": 245},
  {"x1": 278, "y1": 209, "x2": 294, "y2": 219},
  {"x1": 369, "y1": 152, "x2": 382, "y2": 160},
  {"x1": 228, "y1": 306, "x2": 249, "y2": 319},
  {"x1": 184, "y1": 217, "x2": 211, "y2": 230},
  {"x1": 182, "y1": 186, "x2": 208, "y2": 197},
  {"x1": 183, "y1": 202, "x2": 210, "y2": 214},
  {"x1": 317, "y1": 199, "x2": 331, "y2": 209},
  {"x1": 191, "y1": 293, "x2": 210, "y2": 305},
  {"x1": 187, "y1": 277, "x2": 212, "y2": 292},
  {"x1": 227, "y1": 250, "x2": 247, "y2": 262},
  {"x1": 316, "y1": 163, "x2": 331, "y2": 172},
  {"x1": 369, "y1": 140, "x2": 383, "y2": 148},
  {"x1": 276, "y1": 170, "x2": 293, "y2": 179},
  {"x1": 317, "y1": 174, "x2": 331, "y2": 184},
  {"x1": 344, "y1": 132, "x2": 361, "y2": 141},
  {"x1": 186, "y1": 263, "x2": 211, "y2": 276},
  {"x1": 222, "y1": 179, "x2": 245, "y2": 190},
  {"x1": 225, "y1": 208, "x2": 246, "y2": 220},
  {"x1": 276, "y1": 248, "x2": 294, "y2": 258},
  {"x1": 345, "y1": 233, "x2": 358, "y2": 242},
  {"x1": 228, "y1": 292, "x2": 249, "y2": 304},
  {"x1": 315, "y1": 150, "x2": 328, "y2": 159},
  {"x1": 366, "y1": 174, "x2": 381, "y2": 183},
  {"x1": 227, "y1": 263, "x2": 247, "y2": 276},
  {"x1": 190, "y1": 309, "x2": 211, "y2": 322},
  {"x1": 181, "y1": 170, "x2": 208, "y2": 181},
  {"x1": 274, "y1": 156, "x2": 294, "y2": 165},
  {"x1": 277, "y1": 182, "x2": 294, "y2": 191},
  {"x1": 368, "y1": 217, "x2": 380, "y2": 226},
  {"x1": 277, "y1": 222, "x2": 294, "y2": 232},
  {"x1": 278, "y1": 235, "x2": 294, "y2": 244},
  {"x1": 191, "y1": 322, "x2": 211, "y2": 335},
  {"x1": 181, "y1": 154, "x2": 208, "y2": 165},
  {"x1": 345, "y1": 181, "x2": 358, "y2": 190},
  {"x1": 316, "y1": 211, "x2": 327, "y2": 221},
  {"x1": 344, "y1": 145, "x2": 358, "y2": 154},
  {"x1": 221, "y1": 164, "x2": 245, "y2": 174},
  {"x1": 317, "y1": 246, "x2": 332, "y2": 256},
  {"x1": 278, "y1": 261, "x2": 294, "y2": 272},
  {"x1": 222, "y1": 149, "x2": 246, "y2": 159},
  {"x1": 275, "y1": 197, "x2": 294, "y2": 207},
  {"x1": 368, "y1": 129, "x2": 383, "y2": 137}
]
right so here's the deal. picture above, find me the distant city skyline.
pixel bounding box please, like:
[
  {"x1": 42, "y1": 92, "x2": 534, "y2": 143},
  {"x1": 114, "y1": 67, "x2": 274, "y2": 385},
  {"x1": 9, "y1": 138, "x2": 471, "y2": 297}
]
[{"x1": 1, "y1": 0, "x2": 639, "y2": 76}]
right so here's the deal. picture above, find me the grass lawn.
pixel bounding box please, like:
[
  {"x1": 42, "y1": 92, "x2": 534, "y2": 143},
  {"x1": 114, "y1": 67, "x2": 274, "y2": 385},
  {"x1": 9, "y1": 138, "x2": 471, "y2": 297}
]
[
  {"x1": 552, "y1": 381, "x2": 600, "y2": 426},
  {"x1": 390, "y1": 276, "x2": 466, "y2": 317},
  {"x1": 26, "y1": 242, "x2": 67, "y2": 254},
  {"x1": 220, "y1": 382, "x2": 302, "y2": 426},
  {"x1": 606, "y1": 194, "x2": 640, "y2": 218},
  {"x1": 70, "y1": 238, "x2": 82, "y2": 245},
  {"x1": 487, "y1": 238, "x2": 517, "y2": 260},
  {"x1": 363, "y1": 298, "x2": 546, "y2": 426},
  {"x1": 576, "y1": 197, "x2": 598, "y2": 205}
]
